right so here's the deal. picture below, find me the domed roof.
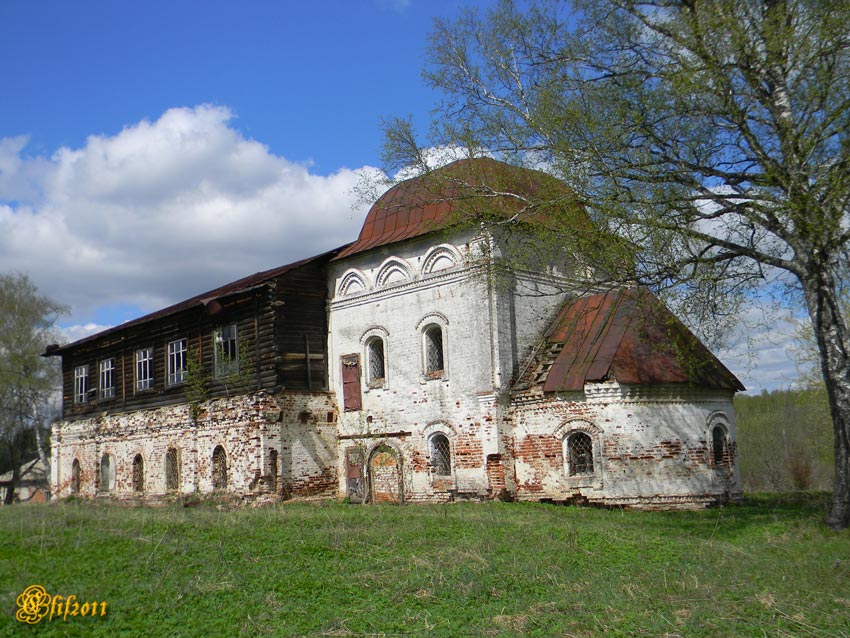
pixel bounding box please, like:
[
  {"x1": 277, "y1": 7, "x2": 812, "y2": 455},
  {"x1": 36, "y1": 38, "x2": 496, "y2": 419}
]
[{"x1": 334, "y1": 157, "x2": 583, "y2": 260}]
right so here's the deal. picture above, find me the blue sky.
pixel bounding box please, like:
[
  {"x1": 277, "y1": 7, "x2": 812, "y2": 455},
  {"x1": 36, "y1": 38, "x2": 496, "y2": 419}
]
[
  {"x1": 0, "y1": 0, "x2": 803, "y2": 392},
  {"x1": 2, "y1": 0, "x2": 454, "y2": 173}
]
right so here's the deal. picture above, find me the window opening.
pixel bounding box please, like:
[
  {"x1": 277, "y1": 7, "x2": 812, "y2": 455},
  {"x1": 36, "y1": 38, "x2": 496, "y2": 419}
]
[
  {"x1": 712, "y1": 426, "x2": 727, "y2": 466},
  {"x1": 168, "y1": 339, "x2": 187, "y2": 385},
  {"x1": 424, "y1": 326, "x2": 444, "y2": 375},
  {"x1": 165, "y1": 448, "x2": 180, "y2": 492},
  {"x1": 215, "y1": 324, "x2": 239, "y2": 377},
  {"x1": 269, "y1": 449, "x2": 278, "y2": 492},
  {"x1": 99, "y1": 358, "x2": 115, "y2": 400},
  {"x1": 429, "y1": 433, "x2": 452, "y2": 476},
  {"x1": 71, "y1": 459, "x2": 81, "y2": 494},
  {"x1": 212, "y1": 446, "x2": 228, "y2": 490},
  {"x1": 132, "y1": 454, "x2": 144, "y2": 492},
  {"x1": 136, "y1": 348, "x2": 153, "y2": 391},
  {"x1": 99, "y1": 454, "x2": 113, "y2": 492},
  {"x1": 74, "y1": 366, "x2": 88, "y2": 403},
  {"x1": 367, "y1": 337, "x2": 385, "y2": 386},
  {"x1": 568, "y1": 432, "x2": 594, "y2": 476}
]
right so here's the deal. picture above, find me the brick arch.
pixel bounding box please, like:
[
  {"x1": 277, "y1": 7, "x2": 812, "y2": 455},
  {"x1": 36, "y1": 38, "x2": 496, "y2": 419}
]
[
  {"x1": 367, "y1": 442, "x2": 404, "y2": 504},
  {"x1": 554, "y1": 418, "x2": 603, "y2": 440},
  {"x1": 375, "y1": 257, "x2": 413, "y2": 288},
  {"x1": 337, "y1": 269, "x2": 370, "y2": 296},
  {"x1": 422, "y1": 244, "x2": 462, "y2": 275}
]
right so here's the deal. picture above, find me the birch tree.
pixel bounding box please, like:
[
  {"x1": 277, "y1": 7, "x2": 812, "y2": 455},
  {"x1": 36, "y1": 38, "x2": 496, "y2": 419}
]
[
  {"x1": 384, "y1": 0, "x2": 850, "y2": 528},
  {"x1": 0, "y1": 273, "x2": 65, "y2": 504}
]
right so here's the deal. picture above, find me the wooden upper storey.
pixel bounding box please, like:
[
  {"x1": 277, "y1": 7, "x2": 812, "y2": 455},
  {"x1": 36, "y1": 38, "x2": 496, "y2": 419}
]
[{"x1": 47, "y1": 250, "x2": 342, "y2": 420}]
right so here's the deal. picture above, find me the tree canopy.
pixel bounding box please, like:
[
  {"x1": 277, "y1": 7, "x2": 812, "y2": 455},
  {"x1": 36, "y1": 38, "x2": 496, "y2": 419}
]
[
  {"x1": 0, "y1": 273, "x2": 66, "y2": 504},
  {"x1": 384, "y1": 0, "x2": 850, "y2": 528}
]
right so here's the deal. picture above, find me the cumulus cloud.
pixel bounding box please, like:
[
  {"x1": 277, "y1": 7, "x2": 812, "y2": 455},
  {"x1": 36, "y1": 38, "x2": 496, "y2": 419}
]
[{"x1": 0, "y1": 105, "x2": 384, "y2": 324}]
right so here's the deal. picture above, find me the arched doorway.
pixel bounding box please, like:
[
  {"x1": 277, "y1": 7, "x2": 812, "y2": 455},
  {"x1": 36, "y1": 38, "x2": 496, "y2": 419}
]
[{"x1": 368, "y1": 444, "x2": 403, "y2": 504}]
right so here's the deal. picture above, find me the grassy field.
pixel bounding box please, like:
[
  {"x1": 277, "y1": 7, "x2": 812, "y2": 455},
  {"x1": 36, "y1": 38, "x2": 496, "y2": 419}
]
[{"x1": 1, "y1": 494, "x2": 848, "y2": 637}]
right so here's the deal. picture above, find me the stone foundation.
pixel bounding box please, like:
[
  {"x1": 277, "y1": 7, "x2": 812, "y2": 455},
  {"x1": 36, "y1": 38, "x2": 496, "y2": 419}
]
[{"x1": 51, "y1": 391, "x2": 338, "y2": 500}]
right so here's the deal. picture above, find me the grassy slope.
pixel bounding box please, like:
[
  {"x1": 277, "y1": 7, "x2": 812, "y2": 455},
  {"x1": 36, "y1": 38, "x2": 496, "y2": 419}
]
[{"x1": 1, "y1": 495, "x2": 848, "y2": 637}]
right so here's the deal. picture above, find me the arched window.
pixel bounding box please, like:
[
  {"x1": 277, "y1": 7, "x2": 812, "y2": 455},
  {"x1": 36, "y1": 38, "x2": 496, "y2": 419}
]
[
  {"x1": 132, "y1": 454, "x2": 145, "y2": 493},
  {"x1": 567, "y1": 432, "x2": 594, "y2": 476},
  {"x1": 366, "y1": 337, "x2": 386, "y2": 386},
  {"x1": 99, "y1": 454, "x2": 114, "y2": 493},
  {"x1": 712, "y1": 425, "x2": 727, "y2": 466},
  {"x1": 165, "y1": 448, "x2": 180, "y2": 492},
  {"x1": 212, "y1": 446, "x2": 228, "y2": 490},
  {"x1": 424, "y1": 325, "x2": 445, "y2": 376},
  {"x1": 70, "y1": 459, "x2": 81, "y2": 494},
  {"x1": 429, "y1": 433, "x2": 452, "y2": 476},
  {"x1": 268, "y1": 449, "x2": 279, "y2": 492}
]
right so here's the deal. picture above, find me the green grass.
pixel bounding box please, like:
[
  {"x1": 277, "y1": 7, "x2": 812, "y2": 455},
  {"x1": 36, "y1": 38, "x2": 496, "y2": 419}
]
[{"x1": 1, "y1": 494, "x2": 848, "y2": 637}]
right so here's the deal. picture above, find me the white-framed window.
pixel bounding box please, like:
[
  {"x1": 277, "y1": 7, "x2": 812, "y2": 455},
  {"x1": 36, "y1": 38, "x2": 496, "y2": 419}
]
[
  {"x1": 135, "y1": 347, "x2": 154, "y2": 392},
  {"x1": 99, "y1": 358, "x2": 115, "y2": 400},
  {"x1": 214, "y1": 324, "x2": 238, "y2": 378},
  {"x1": 168, "y1": 339, "x2": 188, "y2": 386},
  {"x1": 428, "y1": 433, "x2": 452, "y2": 476},
  {"x1": 424, "y1": 325, "x2": 445, "y2": 377},
  {"x1": 365, "y1": 336, "x2": 386, "y2": 387},
  {"x1": 74, "y1": 365, "x2": 89, "y2": 404}
]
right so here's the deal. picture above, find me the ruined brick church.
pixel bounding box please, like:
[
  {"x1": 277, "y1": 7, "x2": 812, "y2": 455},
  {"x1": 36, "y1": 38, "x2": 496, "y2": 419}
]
[{"x1": 47, "y1": 158, "x2": 744, "y2": 507}]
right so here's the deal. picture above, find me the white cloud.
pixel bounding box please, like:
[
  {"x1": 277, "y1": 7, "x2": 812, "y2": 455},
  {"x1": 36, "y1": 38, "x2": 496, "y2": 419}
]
[
  {"x1": 60, "y1": 323, "x2": 113, "y2": 344},
  {"x1": 0, "y1": 105, "x2": 383, "y2": 324},
  {"x1": 718, "y1": 303, "x2": 808, "y2": 394}
]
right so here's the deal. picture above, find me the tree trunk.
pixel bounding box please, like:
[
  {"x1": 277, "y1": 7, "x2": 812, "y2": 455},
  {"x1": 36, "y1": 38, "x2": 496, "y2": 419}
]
[
  {"x1": 34, "y1": 421, "x2": 49, "y2": 476},
  {"x1": 3, "y1": 467, "x2": 19, "y2": 505},
  {"x1": 802, "y1": 273, "x2": 850, "y2": 530}
]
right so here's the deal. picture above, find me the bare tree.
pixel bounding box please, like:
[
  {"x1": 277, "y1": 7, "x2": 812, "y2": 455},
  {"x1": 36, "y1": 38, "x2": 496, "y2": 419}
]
[
  {"x1": 0, "y1": 273, "x2": 66, "y2": 504},
  {"x1": 384, "y1": 0, "x2": 850, "y2": 528}
]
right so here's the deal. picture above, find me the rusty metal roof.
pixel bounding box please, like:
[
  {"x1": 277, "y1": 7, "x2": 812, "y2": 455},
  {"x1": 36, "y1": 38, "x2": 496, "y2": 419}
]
[
  {"x1": 539, "y1": 288, "x2": 744, "y2": 392},
  {"x1": 47, "y1": 245, "x2": 349, "y2": 355},
  {"x1": 334, "y1": 157, "x2": 584, "y2": 260}
]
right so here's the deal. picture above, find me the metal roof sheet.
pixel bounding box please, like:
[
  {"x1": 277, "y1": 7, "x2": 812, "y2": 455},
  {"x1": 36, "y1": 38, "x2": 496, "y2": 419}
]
[
  {"x1": 541, "y1": 288, "x2": 745, "y2": 392},
  {"x1": 47, "y1": 245, "x2": 349, "y2": 355},
  {"x1": 334, "y1": 157, "x2": 585, "y2": 260}
]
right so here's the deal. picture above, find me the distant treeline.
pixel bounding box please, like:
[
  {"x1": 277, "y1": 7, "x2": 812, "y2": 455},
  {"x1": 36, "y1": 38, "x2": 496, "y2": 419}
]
[{"x1": 735, "y1": 387, "x2": 834, "y2": 492}]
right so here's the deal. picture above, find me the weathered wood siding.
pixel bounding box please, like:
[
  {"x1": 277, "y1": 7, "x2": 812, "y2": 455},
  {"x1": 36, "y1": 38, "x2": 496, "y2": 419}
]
[
  {"x1": 57, "y1": 256, "x2": 332, "y2": 420},
  {"x1": 273, "y1": 257, "x2": 329, "y2": 391},
  {"x1": 59, "y1": 292, "x2": 271, "y2": 418}
]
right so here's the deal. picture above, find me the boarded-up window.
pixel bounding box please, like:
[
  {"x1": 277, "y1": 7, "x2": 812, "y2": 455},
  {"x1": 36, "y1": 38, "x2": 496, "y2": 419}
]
[
  {"x1": 71, "y1": 459, "x2": 81, "y2": 494},
  {"x1": 165, "y1": 448, "x2": 180, "y2": 492},
  {"x1": 212, "y1": 446, "x2": 228, "y2": 490},
  {"x1": 132, "y1": 454, "x2": 145, "y2": 492},
  {"x1": 341, "y1": 355, "x2": 362, "y2": 411}
]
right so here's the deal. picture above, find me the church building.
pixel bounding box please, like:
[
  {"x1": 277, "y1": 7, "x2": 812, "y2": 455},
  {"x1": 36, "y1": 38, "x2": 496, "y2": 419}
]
[{"x1": 47, "y1": 158, "x2": 744, "y2": 507}]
